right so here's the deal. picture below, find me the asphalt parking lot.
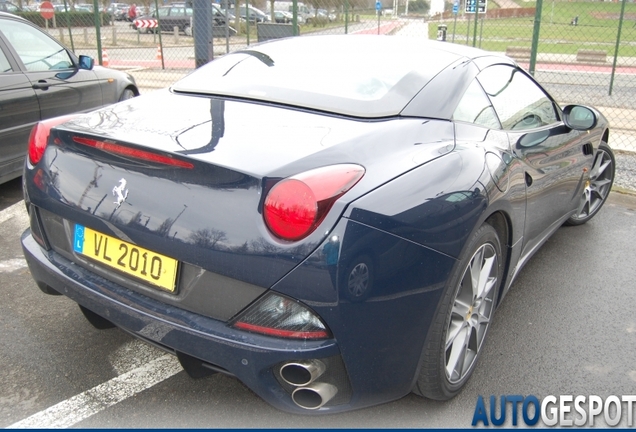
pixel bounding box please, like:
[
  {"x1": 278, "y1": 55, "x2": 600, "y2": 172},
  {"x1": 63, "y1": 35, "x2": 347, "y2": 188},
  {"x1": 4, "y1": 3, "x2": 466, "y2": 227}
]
[{"x1": 1, "y1": 174, "x2": 635, "y2": 427}]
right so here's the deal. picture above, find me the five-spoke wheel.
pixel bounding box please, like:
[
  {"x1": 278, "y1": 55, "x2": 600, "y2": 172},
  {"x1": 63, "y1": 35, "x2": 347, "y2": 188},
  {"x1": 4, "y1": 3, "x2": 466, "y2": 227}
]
[
  {"x1": 566, "y1": 142, "x2": 615, "y2": 226},
  {"x1": 445, "y1": 242, "x2": 498, "y2": 384},
  {"x1": 415, "y1": 223, "x2": 502, "y2": 400}
]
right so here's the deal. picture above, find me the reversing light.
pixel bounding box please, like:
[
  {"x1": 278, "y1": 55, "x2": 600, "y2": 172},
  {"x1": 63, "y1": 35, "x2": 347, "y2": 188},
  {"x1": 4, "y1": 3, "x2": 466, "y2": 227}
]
[
  {"x1": 232, "y1": 293, "x2": 330, "y2": 340},
  {"x1": 264, "y1": 164, "x2": 365, "y2": 241},
  {"x1": 28, "y1": 115, "x2": 78, "y2": 165}
]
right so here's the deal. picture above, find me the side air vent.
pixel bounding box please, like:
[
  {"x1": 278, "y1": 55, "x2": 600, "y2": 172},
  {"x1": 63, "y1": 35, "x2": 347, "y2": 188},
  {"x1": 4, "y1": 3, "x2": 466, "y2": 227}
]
[{"x1": 583, "y1": 143, "x2": 594, "y2": 156}]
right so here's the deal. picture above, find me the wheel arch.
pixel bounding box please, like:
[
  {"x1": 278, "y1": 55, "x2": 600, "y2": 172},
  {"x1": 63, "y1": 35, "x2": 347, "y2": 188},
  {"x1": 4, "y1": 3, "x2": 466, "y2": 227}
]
[
  {"x1": 126, "y1": 84, "x2": 140, "y2": 97},
  {"x1": 483, "y1": 210, "x2": 513, "y2": 306},
  {"x1": 601, "y1": 128, "x2": 609, "y2": 145}
]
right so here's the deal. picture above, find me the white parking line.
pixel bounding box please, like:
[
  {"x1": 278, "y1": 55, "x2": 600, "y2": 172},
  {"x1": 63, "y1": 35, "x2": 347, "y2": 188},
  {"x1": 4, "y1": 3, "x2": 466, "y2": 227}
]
[
  {"x1": 8, "y1": 354, "x2": 182, "y2": 429},
  {"x1": 3, "y1": 202, "x2": 183, "y2": 428}
]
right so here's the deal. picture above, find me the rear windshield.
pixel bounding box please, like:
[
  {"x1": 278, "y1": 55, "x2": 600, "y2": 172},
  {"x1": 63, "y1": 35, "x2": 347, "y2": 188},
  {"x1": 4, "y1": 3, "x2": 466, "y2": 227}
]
[{"x1": 172, "y1": 36, "x2": 462, "y2": 118}]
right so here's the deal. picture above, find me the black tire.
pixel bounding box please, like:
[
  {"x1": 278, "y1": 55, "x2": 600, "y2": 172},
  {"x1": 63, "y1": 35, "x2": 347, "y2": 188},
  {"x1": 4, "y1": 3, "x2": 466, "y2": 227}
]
[
  {"x1": 414, "y1": 223, "x2": 502, "y2": 400},
  {"x1": 118, "y1": 88, "x2": 136, "y2": 102},
  {"x1": 564, "y1": 141, "x2": 614, "y2": 226}
]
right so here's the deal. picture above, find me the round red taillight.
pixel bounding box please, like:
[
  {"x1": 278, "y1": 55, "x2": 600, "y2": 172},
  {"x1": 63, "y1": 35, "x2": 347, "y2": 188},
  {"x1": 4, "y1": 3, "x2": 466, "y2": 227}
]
[
  {"x1": 264, "y1": 179, "x2": 317, "y2": 241},
  {"x1": 263, "y1": 164, "x2": 365, "y2": 241}
]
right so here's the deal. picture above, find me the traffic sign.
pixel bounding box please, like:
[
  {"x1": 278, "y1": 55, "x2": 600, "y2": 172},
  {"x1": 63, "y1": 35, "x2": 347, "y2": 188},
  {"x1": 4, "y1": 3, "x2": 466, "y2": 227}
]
[
  {"x1": 452, "y1": 1, "x2": 459, "y2": 14},
  {"x1": 466, "y1": 0, "x2": 487, "y2": 13},
  {"x1": 375, "y1": 1, "x2": 381, "y2": 11},
  {"x1": 39, "y1": 1, "x2": 55, "y2": 20},
  {"x1": 133, "y1": 19, "x2": 158, "y2": 29}
]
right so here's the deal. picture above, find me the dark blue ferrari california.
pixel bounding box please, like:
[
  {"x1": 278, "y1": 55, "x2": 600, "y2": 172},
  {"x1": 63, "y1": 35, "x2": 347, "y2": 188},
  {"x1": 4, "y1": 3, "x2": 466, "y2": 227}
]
[{"x1": 21, "y1": 35, "x2": 615, "y2": 413}]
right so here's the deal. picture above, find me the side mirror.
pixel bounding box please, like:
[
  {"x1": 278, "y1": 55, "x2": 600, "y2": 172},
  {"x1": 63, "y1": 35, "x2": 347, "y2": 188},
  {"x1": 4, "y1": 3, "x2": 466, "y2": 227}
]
[
  {"x1": 562, "y1": 105, "x2": 597, "y2": 131},
  {"x1": 78, "y1": 55, "x2": 94, "y2": 70}
]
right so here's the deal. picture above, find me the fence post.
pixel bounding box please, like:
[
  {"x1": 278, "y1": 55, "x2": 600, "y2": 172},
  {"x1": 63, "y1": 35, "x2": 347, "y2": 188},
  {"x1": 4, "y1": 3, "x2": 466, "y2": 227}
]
[
  {"x1": 174, "y1": 25, "x2": 179, "y2": 44},
  {"x1": 112, "y1": 25, "x2": 117, "y2": 46},
  {"x1": 344, "y1": 0, "x2": 348, "y2": 34},
  {"x1": 92, "y1": 0, "x2": 103, "y2": 66},
  {"x1": 528, "y1": 0, "x2": 543, "y2": 76},
  {"x1": 59, "y1": 27, "x2": 64, "y2": 43},
  {"x1": 223, "y1": 0, "x2": 229, "y2": 53},
  {"x1": 193, "y1": 0, "x2": 212, "y2": 67},
  {"x1": 246, "y1": 0, "x2": 251, "y2": 45},
  {"x1": 62, "y1": 0, "x2": 74, "y2": 51},
  {"x1": 472, "y1": 11, "x2": 478, "y2": 46},
  {"x1": 609, "y1": 0, "x2": 627, "y2": 96},
  {"x1": 155, "y1": 0, "x2": 165, "y2": 69},
  {"x1": 292, "y1": 0, "x2": 298, "y2": 36}
]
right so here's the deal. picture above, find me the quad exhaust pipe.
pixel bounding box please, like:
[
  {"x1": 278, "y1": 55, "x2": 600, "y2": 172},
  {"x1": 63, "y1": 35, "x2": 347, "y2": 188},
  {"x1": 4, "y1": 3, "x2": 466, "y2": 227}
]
[
  {"x1": 291, "y1": 382, "x2": 338, "y2": 410},
  {"x1": 280, "y1": 360, "x2": 338, "y2": 409},
  {"x1": 280, "y1": 359, "x2": 326, "y2": 386}
]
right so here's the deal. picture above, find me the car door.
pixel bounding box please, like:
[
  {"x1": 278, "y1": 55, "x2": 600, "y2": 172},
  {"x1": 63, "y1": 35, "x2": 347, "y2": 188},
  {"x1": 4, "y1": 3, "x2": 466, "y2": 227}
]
[
  {"x1": 0, "y1": 37, "x2": 40, "y2": 183},
  {"x1": 0, "y1": 16, "x2": 103, "y2": 120},
  {"x1": 477, "y1": 64, "x2": 592, "y2": 253}
]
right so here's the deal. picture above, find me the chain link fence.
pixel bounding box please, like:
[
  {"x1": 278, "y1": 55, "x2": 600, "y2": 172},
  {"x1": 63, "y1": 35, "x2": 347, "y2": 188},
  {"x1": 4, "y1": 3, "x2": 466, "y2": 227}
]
[{"x1": 13, "y1": 0, "x2": 636, "y2": 151}]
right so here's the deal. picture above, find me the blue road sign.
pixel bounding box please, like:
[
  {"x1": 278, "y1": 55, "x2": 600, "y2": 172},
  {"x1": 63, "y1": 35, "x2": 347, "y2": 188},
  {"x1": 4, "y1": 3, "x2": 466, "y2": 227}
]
[{"x1": 375, "y1": 0, "x2": 381, "y2": 11}]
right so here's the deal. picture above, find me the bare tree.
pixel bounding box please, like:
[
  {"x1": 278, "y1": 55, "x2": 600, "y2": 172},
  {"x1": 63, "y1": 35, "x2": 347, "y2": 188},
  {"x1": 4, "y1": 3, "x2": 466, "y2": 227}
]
[{"x1": 188, "y1": 228, "x2": 227, "y2": 249}]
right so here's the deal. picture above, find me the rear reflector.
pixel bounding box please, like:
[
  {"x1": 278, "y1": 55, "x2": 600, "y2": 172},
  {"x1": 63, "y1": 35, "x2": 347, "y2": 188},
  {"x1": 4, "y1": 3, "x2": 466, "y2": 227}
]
[{"x1": 232, "y1": 293, "x2": 330, "y2": 340}]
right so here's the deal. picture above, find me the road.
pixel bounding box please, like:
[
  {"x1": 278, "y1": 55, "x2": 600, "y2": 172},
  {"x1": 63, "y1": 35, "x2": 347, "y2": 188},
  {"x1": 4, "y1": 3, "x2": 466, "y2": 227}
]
[{"x1": 1, "y1": 175, "x2": 635, "y2": 427}]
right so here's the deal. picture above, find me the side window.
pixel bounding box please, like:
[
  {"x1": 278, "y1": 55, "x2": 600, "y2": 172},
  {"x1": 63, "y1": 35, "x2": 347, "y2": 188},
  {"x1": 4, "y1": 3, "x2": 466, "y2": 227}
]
[
  {"x1": 157, "y1": 7, "x2": 169, "y2": 17},
  {"x1": 172, "y1": 6, "x2": 185, "y2": 16},
  {"x1": 0, "y1": 47, "x2": 12, "y2": 72},
  {"x1": 185, "y1": 7, "x2": 193, "y2": 16},
  {"x1": 2, "y1": 19, "x2": 74, "y2": 72},
  {"x1": 453, "y1": 79, "x2": 501, "y2": 129},
  {"x1": 478, "y1": 65, "x2": 559, "y2": 131}
]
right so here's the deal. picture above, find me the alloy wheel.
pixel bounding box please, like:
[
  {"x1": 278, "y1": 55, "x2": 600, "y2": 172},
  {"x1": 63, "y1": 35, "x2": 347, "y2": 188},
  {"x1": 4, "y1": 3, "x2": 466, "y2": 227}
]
[
  {"x1": 445, "y1": 243, "x2": 498, "y2": 384},
  {"x1": 570, "y1": 147, "x2": 614, "y2": 222}
]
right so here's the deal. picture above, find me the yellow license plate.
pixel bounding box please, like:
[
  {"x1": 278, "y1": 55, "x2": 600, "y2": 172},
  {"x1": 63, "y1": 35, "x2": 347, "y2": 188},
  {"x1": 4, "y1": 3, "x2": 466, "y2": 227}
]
[{"x1": 73, "y1": 224, "x2": 178, "y2": 292}]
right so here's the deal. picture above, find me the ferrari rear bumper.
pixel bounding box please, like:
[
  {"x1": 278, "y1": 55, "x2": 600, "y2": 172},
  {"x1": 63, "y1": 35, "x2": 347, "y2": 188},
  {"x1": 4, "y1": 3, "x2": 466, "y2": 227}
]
[{"x1": 21, "y1": 229, "x2": 354, "y2": 414}]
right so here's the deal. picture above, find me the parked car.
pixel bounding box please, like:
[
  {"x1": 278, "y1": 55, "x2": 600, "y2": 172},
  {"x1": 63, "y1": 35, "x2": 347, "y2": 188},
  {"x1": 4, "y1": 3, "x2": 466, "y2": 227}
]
[
  {"x1": 22, "y1": 36, "x2": 614, "y2": 413},
  {"x1": 74, "y1": 4, "x2": 93, "y2": 13},
  {"x1": 0, "y1": 12, "x2": 139, "y2": 185},
  {"x1": 133, "y1": 4, "x2": 232, "y2": 36},
  {"x1": 113, "y1": 5, "x2": 130, "y2": 20},
  {"x1": 317, "y1": 8, "x2": 336, "y2": 21},
  {"x1": 274, "y1": 1, "x2": 312, "y2": 23},
  {"x1": 0, "y1": 0, "x2": 20, "y2": 13},
  {"x1": 229, "y1": 4, "x2": 270, "y2": 23},
  {"x1": 106, "y1": 2, "x2": 128, "y2": 18},
  {"x1": 273, "y1": 10, "x2": 292, "y2": 23}
]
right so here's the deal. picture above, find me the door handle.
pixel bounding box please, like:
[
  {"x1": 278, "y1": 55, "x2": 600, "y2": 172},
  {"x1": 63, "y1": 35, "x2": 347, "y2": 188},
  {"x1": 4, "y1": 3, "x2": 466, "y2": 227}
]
[{"x1": 32, "y1": 80, "x2": 50, "y2": 90}]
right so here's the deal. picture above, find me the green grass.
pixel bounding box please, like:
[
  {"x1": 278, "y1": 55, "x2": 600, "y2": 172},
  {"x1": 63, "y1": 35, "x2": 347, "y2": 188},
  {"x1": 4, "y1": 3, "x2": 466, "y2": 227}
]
[{"x1": 433, "y1": 1, "x2": 636, "y2": 56}]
